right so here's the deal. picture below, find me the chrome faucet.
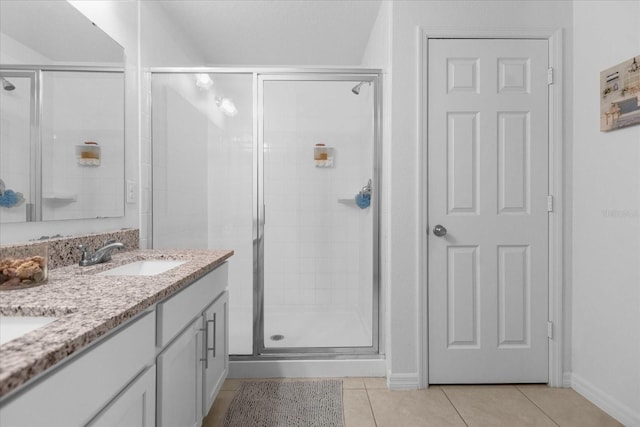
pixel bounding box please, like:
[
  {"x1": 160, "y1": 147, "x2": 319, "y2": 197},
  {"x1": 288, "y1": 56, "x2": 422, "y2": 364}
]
[{"x1": 78, "y1": 240, "x2": 124, "y2": 266}]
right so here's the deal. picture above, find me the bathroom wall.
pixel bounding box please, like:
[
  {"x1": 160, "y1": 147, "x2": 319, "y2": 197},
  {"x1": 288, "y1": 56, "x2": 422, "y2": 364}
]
[
  {"x1": 571, "y1": 2, "x2": 640, "y2": 425},
  {"x1": 361, "y1": 0, "x2": 392, "y2": 361},
  {"x1": 385, "y1": 0, "x2": 573, "y2": 387}
]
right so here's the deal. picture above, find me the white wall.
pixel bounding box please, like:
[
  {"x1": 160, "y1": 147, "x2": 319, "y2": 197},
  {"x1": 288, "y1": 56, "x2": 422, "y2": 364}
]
[
  {"x1": 386, "y1": 0, "x2": 573, "y2": 387},
  {"x1": 571, "y1": 2, "x2": 640, "y2": 425},
  {"x1": 361, "y1": 0, "x2": 392, "y2": 362},
  {"x1": 138, "y1": 1, "x2": 207, "y2": 248}
]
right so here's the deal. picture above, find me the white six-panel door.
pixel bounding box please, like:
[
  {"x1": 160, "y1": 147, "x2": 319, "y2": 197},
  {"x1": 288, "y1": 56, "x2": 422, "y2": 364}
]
[{"x1": 428, "y1": 39, "x2": 549, "y2": 383}]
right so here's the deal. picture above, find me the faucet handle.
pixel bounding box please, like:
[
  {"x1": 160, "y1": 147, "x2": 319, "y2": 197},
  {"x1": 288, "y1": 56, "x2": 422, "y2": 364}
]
[
  {"x1": 103, "y1": 239, "x2": 116, "y2": 246},
  {"x1": 77, "y1": 244, "x2": 91, "y2": 261}
]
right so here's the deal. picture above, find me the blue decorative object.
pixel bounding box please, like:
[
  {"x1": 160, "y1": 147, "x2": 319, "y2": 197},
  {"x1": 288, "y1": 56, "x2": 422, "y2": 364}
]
[
  {"x1": 355, "y1": 192, "x2": 371, "y2": 209},
  {"x1": 0, "y1": 179, "x2": 25, "y2": 208}
]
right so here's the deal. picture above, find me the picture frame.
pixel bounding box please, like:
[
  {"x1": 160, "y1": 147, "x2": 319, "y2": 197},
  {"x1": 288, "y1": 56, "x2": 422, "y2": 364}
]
[{"x1": 600, "y1": 55, "x2": 640, "y2": 131}]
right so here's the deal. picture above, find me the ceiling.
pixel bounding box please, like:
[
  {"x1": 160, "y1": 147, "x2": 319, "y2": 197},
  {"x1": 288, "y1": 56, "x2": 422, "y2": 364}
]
[{"x1": 156, "y1": 0, "x2": 382, "y2": 66}]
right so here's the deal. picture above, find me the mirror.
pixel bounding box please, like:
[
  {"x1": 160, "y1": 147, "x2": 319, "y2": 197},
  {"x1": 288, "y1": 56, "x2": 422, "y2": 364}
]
[{"x1": 0, "y1": 0, "x2": 125, "y2": 223}]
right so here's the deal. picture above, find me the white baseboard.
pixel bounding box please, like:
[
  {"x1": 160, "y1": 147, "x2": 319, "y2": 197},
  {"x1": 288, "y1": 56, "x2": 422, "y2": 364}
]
[
  {"x1": 229, "y1": 359, "x2": 386, "y2": 379},
  {"x1": 562, "y1": 371, "x2": 572, "y2": 388},
  {"x1": 387, "y1": 372, "x2": 419, "y2": 390},
  {"x1": 570, "y1": 372, "x2": 640, "y2": 427}
]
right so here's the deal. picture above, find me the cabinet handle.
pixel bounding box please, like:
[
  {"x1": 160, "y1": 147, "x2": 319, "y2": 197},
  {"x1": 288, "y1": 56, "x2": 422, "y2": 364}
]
[
  {"x1": 200, "y1": 320, "x2": 209, "y2": 369},
  {"x1": 208, "y1": 314, "x2": 216, "y2": 358}
]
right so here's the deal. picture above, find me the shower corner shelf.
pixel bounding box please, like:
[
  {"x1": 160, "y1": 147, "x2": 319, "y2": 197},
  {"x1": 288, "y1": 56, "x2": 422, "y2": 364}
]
[
  {"x1": 43, "y1": 194, "x2": 77, "y2": 203},
  {"x1": 337, "y1": 198, "x2": 357, "y2": 206}
]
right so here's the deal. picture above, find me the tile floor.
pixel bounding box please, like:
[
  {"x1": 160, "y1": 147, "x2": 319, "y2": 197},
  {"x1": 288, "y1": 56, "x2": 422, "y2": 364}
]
[{"x1": 203, "y1": 377, "x2": 623, "y2": 427}]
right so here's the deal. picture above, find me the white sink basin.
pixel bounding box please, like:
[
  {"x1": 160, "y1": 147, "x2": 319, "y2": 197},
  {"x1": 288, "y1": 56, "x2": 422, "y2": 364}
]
[
  {"x1": 0, "y1": 316, "x2": 58, "y2": 345},
  {"x1": 97, "y1": 260, "x2": 186, "y2": 276}
]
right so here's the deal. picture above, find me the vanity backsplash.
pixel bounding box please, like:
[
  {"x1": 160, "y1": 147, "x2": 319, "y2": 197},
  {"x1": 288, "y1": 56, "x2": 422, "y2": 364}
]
[{"x1": 0, "y1": 229, "x2": 139, "y2": 270}]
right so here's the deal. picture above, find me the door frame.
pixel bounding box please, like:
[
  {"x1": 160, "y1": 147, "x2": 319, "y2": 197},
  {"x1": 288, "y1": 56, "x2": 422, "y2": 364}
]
[
  {"x1": 255, "y1": 73, "x2": 382, "y2": 357},
  {"x1": 418, "y1": 28, "x2": 565, "y2": 388}
]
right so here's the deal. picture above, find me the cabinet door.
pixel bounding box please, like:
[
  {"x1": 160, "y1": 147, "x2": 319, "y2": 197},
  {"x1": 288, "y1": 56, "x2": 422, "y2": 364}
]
[
  {"x1": 88, "y1": 366, "x2": 156, "y2": 427},
  {"x1": 157, "y1": 318, "x2": 203, "y2": 427},
  {"x1": 202, "y1": 291, "x2": 228, "y2": 415}
]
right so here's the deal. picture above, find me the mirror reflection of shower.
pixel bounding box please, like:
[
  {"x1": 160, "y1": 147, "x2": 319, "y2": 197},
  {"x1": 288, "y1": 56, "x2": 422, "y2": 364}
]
[
  {"x1": 351, "y1": 81, "x2": 371, "y2": 95},
  {"x1": 2, "y1": 78, "x2": 15, "y2": 91}
]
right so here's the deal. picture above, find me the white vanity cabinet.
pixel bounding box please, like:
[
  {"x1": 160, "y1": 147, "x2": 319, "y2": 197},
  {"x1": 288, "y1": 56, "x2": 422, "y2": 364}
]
[
  {"x1": 156, "y1": 262, "x2": 229, "y2": 427},
  {"x1": 0, "y1": 260, "x2": 229, "y2": 427},
  {"x1": 0, "y1": 310, "x2": 156, "y2": 427}
]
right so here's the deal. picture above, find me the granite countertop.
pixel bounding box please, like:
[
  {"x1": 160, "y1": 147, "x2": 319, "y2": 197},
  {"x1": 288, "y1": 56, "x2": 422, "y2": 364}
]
[{"x1": 0, "y1": 248, "x2": 233, "y2": 398}]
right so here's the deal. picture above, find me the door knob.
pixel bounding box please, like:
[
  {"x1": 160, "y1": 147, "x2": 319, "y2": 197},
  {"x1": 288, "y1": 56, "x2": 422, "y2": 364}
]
[{"x1": 433, "y1": 225, "x2": 447, "y2": 237}]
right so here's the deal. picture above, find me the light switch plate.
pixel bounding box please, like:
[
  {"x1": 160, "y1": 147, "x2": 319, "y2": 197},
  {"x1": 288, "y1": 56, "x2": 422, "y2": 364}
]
[{"x1": 126, "y1": 180, "x2": 136, "y2": 204}]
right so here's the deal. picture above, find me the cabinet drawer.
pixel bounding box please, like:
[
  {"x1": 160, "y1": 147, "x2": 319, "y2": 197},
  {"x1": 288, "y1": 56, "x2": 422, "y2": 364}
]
[
  {"x1": 0, "y1": 310, "x2": 155, "y2": 427},
  {"x1": 156, "y1": 262, "x2": 228, "y2": 348}
]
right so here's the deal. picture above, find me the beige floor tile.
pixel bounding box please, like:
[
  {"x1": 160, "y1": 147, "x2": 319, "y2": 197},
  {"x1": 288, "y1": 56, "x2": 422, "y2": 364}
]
[
  {"x1": 518, "y1": 386, "x2": 623, "y2": 427},
  {"x1": 363, "y1": 377, "x2": 388, "y2": 389},
  {"x1": 343, "y1": 389, "x2": 377, "y2": 427},
  {"x1": 341, "y1": 377, "x2": 367, "y2": 389},
  {"x1": 368, "y1": 388, "x2": 466, "y2": 426},
  {"x1": 202, "y1": 390, "x2": 236, "y2": 427},
  {"x1": 220, "y1": 378, "x2": 243, "y2": 391},
  {"x1": 442, "y1": 385, "x2": 557, "y2": 427}
]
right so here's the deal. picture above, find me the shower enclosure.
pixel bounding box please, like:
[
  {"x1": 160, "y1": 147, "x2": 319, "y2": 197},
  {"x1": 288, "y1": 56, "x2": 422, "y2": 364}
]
[{"x1": 151, "y1": 70, "x2": 380, "y2": 359}]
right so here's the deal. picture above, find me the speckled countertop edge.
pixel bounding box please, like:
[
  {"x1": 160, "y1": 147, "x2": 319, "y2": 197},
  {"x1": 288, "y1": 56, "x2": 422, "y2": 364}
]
[{"x1": 0, "y1": 248, "x2": 233, "y2": 398}]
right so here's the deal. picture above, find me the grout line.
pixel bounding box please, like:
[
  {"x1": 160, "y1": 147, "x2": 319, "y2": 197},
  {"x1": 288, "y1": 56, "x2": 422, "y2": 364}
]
[
  {"x1": 439, "y1": 387, "x2": 469, "y2": 427},
  {"x1": 364, "y1": 388, "x2": 379, "y2": 427},
  {"x1": 515, "y1": 385, "x2": 561, "y2": 427}
]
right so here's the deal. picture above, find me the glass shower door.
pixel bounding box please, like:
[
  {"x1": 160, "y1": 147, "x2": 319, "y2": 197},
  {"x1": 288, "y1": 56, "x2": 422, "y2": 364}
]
[
  {"x1": 0, "y1": 72, "x2": 35, "y2": 224},
  {"x1": 259, "y1": 76, "x2": 378, "y2": 352},
  {"x1": 151, "y1": 72, "x2": 254, "y2": 355}
]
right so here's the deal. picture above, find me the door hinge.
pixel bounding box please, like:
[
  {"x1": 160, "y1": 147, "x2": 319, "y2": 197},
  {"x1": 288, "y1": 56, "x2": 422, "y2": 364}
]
[
  {"x1": 547, "y1": 321, "x2": 553, "y2": 339},
  {"x1": 547, "y1": 67, "x2": 554, "y2": 85},
  {"x1": 547, "y1": 195, "x2": 554, "y2": 212}
]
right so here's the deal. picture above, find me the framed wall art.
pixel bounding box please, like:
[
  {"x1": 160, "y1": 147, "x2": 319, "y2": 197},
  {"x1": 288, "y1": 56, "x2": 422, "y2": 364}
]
[{"x1": 600, "y1": 56, "x2": 640, "y2": 131}]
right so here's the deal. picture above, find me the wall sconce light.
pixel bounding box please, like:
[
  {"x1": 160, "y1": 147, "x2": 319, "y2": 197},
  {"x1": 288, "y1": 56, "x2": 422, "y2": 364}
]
[
  {"x1": 629, "y1": 57, "x2": 639, "y2": 73},
  {"x1": 216, "y1": 97, "x2": 238, "y2": 117},
  {"x1": 195, "y1": 73, "x2": 213, "y2": 90}
]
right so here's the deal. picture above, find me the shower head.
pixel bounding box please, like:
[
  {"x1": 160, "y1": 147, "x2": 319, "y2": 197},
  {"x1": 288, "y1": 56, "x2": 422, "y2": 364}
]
[
  {"x1": 2, "y1": 78, "x2": 15, "y2": 91},
  {"x1": 351, "y1": 81, "x2": 370, "y2": 95}
]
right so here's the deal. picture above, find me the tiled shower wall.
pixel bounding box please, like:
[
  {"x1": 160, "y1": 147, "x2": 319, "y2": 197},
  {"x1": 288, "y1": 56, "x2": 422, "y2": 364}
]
[
  {"x1": 41, "y1": 72, "x2": 124, "y2": 221},
  {"x1": 262, "y1": 81, "x2": 374, "y2": 316}
]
